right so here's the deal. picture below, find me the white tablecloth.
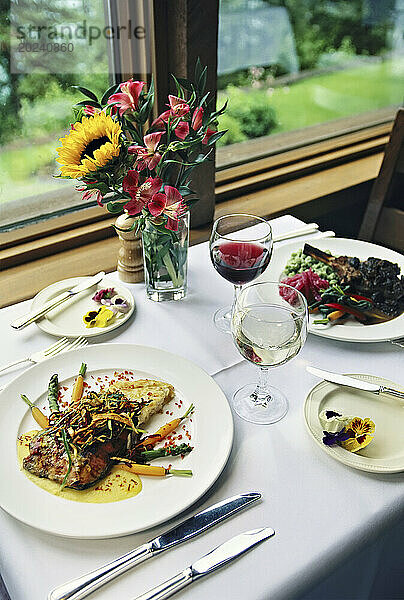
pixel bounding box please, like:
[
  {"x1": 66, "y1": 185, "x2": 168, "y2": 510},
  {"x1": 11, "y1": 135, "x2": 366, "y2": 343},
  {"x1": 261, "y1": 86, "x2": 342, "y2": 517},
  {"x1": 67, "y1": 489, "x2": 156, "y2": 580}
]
[{"x1": 0, "y1": 215, "x2": 403, "y2": 600}]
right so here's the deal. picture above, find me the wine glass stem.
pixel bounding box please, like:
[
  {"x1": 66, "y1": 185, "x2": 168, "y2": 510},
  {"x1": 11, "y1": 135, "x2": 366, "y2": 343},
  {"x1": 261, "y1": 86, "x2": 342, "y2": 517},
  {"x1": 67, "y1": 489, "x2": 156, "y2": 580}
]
[
  {"x1": 234, "y1": 284, "x2": 242, "y2": 302},
  {"x1": 251, "y1": 367, "x2": 272, "y2": 407}
]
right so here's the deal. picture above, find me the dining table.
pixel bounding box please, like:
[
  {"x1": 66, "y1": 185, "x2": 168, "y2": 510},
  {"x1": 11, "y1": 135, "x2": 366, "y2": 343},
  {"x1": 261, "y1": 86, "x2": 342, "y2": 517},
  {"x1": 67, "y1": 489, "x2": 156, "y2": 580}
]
[{"x1": 0, "y1": 214, "x2": 403, "y2": 600}]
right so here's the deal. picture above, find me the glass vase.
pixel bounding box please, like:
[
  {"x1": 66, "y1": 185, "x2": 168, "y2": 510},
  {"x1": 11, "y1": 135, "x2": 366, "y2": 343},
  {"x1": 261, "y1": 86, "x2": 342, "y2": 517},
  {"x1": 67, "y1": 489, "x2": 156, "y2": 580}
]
[{"x1": 142, "y1": 212, "x2": 189, "y2": 301}]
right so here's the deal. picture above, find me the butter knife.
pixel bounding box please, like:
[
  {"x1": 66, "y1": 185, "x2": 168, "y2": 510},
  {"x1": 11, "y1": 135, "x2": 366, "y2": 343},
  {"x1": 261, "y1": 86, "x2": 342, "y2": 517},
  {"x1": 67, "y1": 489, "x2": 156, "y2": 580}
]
[
  {"x1": 307, "y1": 366, "x2": 404, "y2": 400},
  {"x1": 48, "y1": 492, "x2": 261, "y2": 600},
  {"x1": 133, "y1": 527, "x2": 275, "y2": 600},
  {"x1": 11, "y1": 272, "x2": 105, "y2": 330}
]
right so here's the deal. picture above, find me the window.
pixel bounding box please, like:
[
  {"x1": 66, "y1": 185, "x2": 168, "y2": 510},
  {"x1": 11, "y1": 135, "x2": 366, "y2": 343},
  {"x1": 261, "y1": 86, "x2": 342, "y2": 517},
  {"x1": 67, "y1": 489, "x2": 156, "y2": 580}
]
[{"x1": 216, "y1": 0, "x2": 403, "y2": 166}]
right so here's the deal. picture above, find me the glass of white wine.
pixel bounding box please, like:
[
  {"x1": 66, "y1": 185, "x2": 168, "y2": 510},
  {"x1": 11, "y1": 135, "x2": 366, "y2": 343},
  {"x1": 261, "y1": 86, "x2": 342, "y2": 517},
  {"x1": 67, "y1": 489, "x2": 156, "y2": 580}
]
[{"x1": 231, "y1": 281, "x2": 308, "y2": 424}]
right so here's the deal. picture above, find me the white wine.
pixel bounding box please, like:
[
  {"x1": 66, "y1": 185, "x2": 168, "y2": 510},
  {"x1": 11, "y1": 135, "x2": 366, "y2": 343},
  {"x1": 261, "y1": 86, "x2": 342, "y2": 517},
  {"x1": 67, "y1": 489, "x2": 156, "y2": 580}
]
[{"x1": 233, "y1": 304, "x2": 306, "y2": 367}]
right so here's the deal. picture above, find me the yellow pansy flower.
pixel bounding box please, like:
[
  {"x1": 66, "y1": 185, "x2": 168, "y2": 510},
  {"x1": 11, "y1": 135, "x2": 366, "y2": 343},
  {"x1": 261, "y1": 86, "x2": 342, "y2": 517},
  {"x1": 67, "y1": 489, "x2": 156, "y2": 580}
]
[
  {"x1": 340, "y1": 417, "x2": 375, "y2": 452},
  {"x1": 83, "y1": 306, "x2": 115, "y2": 328}
]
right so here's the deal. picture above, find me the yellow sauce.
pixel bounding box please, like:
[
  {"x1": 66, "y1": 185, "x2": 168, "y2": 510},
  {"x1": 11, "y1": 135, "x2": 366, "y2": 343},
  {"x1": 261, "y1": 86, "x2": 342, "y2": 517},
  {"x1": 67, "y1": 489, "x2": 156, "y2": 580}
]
[{"x1": 17, "y1": 431, "x2": 142, "y2": 504}]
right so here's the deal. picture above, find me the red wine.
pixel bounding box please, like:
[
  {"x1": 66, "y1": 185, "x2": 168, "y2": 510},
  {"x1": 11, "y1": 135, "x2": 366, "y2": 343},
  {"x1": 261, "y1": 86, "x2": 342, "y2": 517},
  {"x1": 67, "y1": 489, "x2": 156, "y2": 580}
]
[{"x1": 211, "y1": 241, "x2": 271, "y2": 285}]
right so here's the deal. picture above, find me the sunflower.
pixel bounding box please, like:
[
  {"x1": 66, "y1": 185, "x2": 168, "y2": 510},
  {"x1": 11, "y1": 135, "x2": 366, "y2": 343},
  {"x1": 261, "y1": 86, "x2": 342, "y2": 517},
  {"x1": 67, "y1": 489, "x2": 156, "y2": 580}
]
[{"x1": 56, "y1": 112, "x2": 122, "y2": 178}]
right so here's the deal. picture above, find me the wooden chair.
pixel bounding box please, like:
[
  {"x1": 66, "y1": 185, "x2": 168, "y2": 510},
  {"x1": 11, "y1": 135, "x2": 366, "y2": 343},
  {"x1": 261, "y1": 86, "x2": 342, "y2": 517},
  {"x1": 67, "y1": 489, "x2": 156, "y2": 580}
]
[{"x1": 359, "y1": 108, "x2": 404, "y2": 251}]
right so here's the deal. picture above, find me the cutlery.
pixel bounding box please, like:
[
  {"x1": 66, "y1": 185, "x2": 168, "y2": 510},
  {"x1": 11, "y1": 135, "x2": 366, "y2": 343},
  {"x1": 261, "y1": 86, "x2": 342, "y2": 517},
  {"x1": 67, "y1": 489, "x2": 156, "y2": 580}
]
[
  {"x1": 48, "y1": 492, "x2": 261, "y2": 600},
  {"x1": 273, "y1": 222, "x2": 318, "y2": 242},
  {"x1": 274, "y1": 230, "x2": 335, "y2": 244},
  {"x1": 307, "y1": 366, "x2": 404, "y2": 400},
  {"x1": 0, "y1": 337, "x2": 88, "y2": 375},
  {"x1": 10, "y1": 272, "x2": 105, "y2": 330},
  {"x1": 133, "y1": 527, "x2": 275, "y2": 600}
]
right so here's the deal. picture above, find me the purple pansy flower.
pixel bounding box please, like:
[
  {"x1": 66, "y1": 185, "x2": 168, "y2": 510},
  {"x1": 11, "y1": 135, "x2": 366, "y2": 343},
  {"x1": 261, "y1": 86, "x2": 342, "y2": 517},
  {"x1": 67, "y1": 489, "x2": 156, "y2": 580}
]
[{"x1": 322, "y1": 428, "x2": 353, "y2": 446}]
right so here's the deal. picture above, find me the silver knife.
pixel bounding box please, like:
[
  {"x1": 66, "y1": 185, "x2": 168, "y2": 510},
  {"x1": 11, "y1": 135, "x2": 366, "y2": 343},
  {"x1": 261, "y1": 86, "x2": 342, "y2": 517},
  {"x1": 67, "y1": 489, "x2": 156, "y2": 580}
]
[
  {"x1": 11, "y1": 272, "x2": 106, "y2": 330},
  {"x1": 307, "y1": 366, "x2": 404, "y2": 400},
  {"x1": 48, "y1": 492, "x2": 261, "y2": 600},
  {"x1": 133, "y1": 527, "x2": 275, "y2": 600}
]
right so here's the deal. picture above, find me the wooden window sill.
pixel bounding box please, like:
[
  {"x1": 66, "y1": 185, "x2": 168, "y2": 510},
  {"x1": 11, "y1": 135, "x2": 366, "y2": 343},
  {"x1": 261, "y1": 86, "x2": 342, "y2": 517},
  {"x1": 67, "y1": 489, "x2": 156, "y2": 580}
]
[{"x1": 0, "y1": 150, "x2": 383, "y2": 308}]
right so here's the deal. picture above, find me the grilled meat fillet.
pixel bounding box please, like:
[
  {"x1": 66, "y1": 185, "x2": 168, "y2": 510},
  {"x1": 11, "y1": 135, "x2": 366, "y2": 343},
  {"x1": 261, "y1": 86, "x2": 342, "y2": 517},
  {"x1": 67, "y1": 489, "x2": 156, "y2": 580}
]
[
  {"x1": 303, "y1": 244, "x2": 362, "y2": 286},
  {"x1": 23, "y1": 430, "x2": 127, "y2": 490}
]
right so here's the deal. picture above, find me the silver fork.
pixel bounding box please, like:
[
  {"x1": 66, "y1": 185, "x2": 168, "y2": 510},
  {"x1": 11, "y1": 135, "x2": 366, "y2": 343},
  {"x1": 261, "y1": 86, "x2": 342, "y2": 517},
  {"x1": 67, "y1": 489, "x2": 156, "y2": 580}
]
[
  {"x1": 0, "y1": 336, "x2": 88, "y2": 374},
  {"x1": 391, "y1": 338, "x2": 404, "y2": 349}
]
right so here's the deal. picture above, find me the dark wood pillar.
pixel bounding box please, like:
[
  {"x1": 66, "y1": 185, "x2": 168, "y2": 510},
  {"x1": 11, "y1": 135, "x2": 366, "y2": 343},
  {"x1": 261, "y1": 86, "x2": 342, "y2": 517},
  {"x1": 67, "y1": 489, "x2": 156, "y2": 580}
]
[{"x1": 152, "y1": 0, "x2": 219, "y2": 228}]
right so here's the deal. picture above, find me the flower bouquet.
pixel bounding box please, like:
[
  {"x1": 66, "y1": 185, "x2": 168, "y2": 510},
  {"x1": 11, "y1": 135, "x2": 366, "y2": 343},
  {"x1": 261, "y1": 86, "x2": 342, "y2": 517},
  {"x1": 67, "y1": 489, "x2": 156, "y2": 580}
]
[{"x1": 56, "y1": 60, "x2": 227, "y2": 300}]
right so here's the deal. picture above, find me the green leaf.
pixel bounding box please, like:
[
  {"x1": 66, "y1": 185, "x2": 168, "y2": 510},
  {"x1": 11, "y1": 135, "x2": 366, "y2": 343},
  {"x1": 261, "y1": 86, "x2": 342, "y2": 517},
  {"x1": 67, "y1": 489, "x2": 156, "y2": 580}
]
[
  {"x1": 101, "y1": 83, "x2": 119, "y2": 105},
  {"x1": 71, "y1": 85, "x2": 99, "y2": 102},
  {"x1": 106, "y1": 201, "x2": 126, "y2": 214},
  {"x1": 171, "y1": 75, "x2": 185, "y2": 99},
  {"x1": 176, "y1": 77, "x2": 193, "y2": 92},
  {"x1": 74, "y1": 100, "x2": 102, "y2": 109},
  {"x1": 197, "y1": 66, "x2": 207, "y2": 95},
  {"x1": 194, "y1": 57, "x2": 203, "y2": 84},
  {"x1": 207, "y1": 130, "x2": 228, "y2": 145},
  {"x1": 178, "y1": 185, "x2": 195, "y2": 196}
]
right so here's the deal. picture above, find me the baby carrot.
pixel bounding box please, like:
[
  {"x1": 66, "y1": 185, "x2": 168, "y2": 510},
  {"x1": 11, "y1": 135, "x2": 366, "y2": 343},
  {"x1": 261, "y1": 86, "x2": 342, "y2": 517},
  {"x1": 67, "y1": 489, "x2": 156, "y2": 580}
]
[
  {"x1": 71, "y1": 363, "x2": 87, "y2": 403},
  {"x1": 21, "y1": 394, "x2": 49, "y2": 429},
  {"x1": 327, "y1": 310, "x2": 346, "y2": 321},
  {"x1": 137, "y1": 404, "x2": 194, "y2": 448},
  {"x1": 119, "y1": 462, "x2": 192, "y2": 477}
]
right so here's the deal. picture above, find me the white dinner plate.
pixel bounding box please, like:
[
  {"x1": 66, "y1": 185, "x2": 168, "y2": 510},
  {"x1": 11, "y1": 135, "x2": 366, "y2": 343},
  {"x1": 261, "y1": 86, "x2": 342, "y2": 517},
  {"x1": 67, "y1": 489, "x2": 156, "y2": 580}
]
[
  {"x1": 304, "y1": 373, "x2": 404, "y2": 473},
  {"x1": 31, "y1": 276, "x2": 135, "y2": 338},
  {"x1": 261, "y1": 237, "x2": 404, "y2": 343},
  {"x1": 0, "y1": 344, "x2": 233, "y2": 538}
]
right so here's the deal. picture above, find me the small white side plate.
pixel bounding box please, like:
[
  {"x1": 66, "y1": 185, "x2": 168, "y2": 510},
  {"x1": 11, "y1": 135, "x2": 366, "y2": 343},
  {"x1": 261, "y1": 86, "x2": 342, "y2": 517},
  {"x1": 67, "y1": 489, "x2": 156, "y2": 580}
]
[
  {"x1": 304, "y1": 373, "x2": 404, "y2": 473},
  {"x1": 31, "y1": 276, "x2": 135, "y2": 338}
]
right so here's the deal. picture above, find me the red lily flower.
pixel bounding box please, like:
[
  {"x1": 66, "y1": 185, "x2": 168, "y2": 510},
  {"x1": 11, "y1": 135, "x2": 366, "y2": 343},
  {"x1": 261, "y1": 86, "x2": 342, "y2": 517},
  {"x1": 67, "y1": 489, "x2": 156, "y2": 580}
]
[
  {"x1": 122, "y1": 171, "x2": 162, "y2": 215},
  {"x1": 128, "y1": 132, "x2": 163, "y2": 171},
  {"x1": 83, "y1": 105, "x2": 100, "y2": 116},
  {"x1": 151, "y1": 95, "x2": 190, "y2": 130},
  {"x1": 191, "y1": 107, "x2": 203, "y2": 130},
  {"x1": 148, "y1": 186, "x2": 186, "y2": 231},
  {"x1": 202, "y1": 127, "x2": 216, "y2": 145},
  {"x1": 81, "y1": 188, "x2": 104, "y2": 207},
  {"x1": 107, "y1": 79, "x2": 145, "y2": 116},
  {"x1": 168, "y1": 95, "x2": 190, "y2": 117},
  {"x1": 175, "y1": 121, "x2": 189, "y2": 140}
]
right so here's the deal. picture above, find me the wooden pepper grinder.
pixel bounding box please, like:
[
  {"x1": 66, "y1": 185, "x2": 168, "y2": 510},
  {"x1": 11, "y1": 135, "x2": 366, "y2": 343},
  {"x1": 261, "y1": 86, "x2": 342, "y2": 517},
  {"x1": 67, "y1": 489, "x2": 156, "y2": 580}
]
[{"x1": 115, "y1": 214, "x2": 144, "y2": 283}]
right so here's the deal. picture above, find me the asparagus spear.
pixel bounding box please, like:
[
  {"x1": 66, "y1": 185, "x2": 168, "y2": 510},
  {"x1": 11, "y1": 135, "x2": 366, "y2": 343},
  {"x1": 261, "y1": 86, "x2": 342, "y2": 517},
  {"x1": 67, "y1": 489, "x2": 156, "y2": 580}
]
[
  {"x1": 47, "y1": 374, "x2": 59, "y2": 414},
  {"x1": 139, "y1": 444, "x2": 193, "y2": 463}
]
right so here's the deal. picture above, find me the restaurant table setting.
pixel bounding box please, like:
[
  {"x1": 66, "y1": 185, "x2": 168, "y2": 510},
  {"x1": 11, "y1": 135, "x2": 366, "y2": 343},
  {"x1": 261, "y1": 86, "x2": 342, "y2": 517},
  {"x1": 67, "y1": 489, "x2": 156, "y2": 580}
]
[{"x1": 0, "y1": 215, "x2": 403, "y2": 600}]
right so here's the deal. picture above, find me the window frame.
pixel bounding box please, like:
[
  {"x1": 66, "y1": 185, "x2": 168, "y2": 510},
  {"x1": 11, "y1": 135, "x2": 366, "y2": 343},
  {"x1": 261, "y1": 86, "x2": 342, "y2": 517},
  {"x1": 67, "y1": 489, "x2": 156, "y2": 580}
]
[{"x1": 1, "y1": 0, "x2": 398, "y2": 303}]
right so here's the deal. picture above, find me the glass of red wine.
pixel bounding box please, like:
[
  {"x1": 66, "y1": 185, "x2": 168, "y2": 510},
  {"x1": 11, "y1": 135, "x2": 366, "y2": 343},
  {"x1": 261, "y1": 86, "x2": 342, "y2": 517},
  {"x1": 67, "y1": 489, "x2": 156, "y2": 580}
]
[{"x1": 209, "y1": 214, "x2": 273, "y2": 332}]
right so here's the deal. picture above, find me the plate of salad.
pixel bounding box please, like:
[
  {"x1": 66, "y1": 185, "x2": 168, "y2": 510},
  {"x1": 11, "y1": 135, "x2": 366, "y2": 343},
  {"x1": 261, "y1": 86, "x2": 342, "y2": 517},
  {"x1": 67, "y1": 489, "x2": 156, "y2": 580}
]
[{"x1": 260, "y1": 237, "x2": 404, "y2": 343}]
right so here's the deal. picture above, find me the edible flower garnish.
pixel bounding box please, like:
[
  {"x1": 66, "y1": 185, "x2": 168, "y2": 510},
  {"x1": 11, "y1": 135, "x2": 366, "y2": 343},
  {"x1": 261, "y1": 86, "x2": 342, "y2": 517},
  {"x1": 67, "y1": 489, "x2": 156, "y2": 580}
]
[
  {"x1": 322, "y1": 428, "x2": 352, "y2": 446},
  {"x1": 339, "y1": 417, "x2": 375, "y2": 452},
  {"x1": 83, "y1": 306, "x2": 115, "y2": 328},
  {"x1": 92, "y1": 288, "x2": 116, "y2": 302},
  {"x1": 101, "y1": 295, "x2": 130, "y2": 313}
]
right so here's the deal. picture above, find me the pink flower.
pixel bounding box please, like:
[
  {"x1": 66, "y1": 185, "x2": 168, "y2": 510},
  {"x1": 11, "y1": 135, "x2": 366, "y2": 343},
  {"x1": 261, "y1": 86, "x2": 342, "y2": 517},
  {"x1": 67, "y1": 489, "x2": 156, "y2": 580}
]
[
  {"x1": 168, "y1": 95, "x2": 190, "y2": 117},
  {"x1": 148, "y1": 185, "x2": 186, "y2": 231},
  {"x1": 122, "y1": 172, "x2": 162, "y2": 215},
  {"x1": 107, "y1": 79, "x2": 145, "y2": 116},
  {"x1": 151, "y1": 109, "x2": 171, "y2": 130},
  {"x1": 175, "y1": 121, "x2": 189, "y2": 140},
  {"x1": 151, "y1": 96, "x2": 190, "y2": 130},
  {"x1": 83, "y1": 105, "x2": 100, "y2": 116},
  {"x1": 81, "y1": 188, "x2": 103, "y2": 207},
  {"x1": 202, "y1": 127, "x2": 216, "y2": 145},
  {"x1": 191, "y1": 107, "x2": 203, "y2": 130},
  {"x1": 128, "y1": 132, "x2": 163, "y2": 171}
]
